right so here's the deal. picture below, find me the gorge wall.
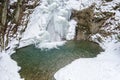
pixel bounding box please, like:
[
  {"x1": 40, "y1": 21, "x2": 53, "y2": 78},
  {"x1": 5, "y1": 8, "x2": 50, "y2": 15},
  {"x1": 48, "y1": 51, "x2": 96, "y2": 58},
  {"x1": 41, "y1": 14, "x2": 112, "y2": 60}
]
[{"x1": 71, "y1": 3, "x2": 116, "y2": 40}]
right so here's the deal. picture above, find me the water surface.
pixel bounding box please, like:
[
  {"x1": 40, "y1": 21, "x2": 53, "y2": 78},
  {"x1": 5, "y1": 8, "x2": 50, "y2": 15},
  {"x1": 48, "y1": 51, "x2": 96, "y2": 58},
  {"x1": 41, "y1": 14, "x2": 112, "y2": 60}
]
[{"x1": 12, "y1": 41, "x2": 102, "y2": 80}]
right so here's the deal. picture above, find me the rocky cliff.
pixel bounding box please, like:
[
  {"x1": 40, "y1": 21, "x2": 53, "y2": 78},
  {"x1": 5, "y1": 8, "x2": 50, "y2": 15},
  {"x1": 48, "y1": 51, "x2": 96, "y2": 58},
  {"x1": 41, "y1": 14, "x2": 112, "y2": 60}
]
[{"x1": 71, "y1": 0, "x2": 119, "y2": 41}]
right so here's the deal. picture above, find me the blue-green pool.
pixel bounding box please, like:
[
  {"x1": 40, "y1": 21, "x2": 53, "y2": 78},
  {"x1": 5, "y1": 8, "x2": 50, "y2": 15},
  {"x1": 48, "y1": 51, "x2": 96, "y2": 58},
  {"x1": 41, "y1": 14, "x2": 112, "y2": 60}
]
[{"x1": 12, "y1": 41, "x2": 102, "y2": 80}]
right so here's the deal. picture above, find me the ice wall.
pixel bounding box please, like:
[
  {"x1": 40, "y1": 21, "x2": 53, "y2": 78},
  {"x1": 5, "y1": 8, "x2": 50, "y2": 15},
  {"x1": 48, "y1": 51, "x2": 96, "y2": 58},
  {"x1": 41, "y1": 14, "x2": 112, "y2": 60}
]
[{"x1": 20, "y1": 0, "x2": 72, "y2": 48}]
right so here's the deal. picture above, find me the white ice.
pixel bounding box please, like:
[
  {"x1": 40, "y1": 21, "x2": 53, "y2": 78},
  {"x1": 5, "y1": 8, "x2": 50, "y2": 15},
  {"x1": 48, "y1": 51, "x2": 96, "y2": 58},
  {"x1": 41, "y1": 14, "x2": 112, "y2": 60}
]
[{"x1": 20, "y1": 0, "x2": 97, "y2": 49}]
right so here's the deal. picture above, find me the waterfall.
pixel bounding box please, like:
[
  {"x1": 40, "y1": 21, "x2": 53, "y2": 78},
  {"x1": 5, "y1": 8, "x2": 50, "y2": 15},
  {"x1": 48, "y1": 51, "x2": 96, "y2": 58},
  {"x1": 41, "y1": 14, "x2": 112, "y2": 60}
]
[
  {"x1": 41, "y1": 0, "x2": 71, "y2": 42},
  {"x1": 19, "y1": 0, "x2": 76, "y2": 48},
  {"x1": 18, "y1": 0, "x2": 96, "y2": 48}
]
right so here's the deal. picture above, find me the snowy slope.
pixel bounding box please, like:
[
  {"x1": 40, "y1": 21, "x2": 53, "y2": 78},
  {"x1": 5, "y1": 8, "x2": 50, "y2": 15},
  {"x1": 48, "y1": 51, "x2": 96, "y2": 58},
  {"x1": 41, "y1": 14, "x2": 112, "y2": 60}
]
[
  {"x1": 0, "y1": 52, "x2": 24, "y2": 80},
  {"x1": 54, "y1": 38, "x2": 120, "y2": 80}
]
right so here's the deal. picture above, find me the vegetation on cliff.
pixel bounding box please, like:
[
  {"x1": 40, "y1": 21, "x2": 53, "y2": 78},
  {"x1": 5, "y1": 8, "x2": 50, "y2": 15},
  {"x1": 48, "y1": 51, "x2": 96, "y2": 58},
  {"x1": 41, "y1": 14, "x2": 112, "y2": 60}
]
[{"x1": 0, "y1": 0, "x2": 38, "y2": 52}]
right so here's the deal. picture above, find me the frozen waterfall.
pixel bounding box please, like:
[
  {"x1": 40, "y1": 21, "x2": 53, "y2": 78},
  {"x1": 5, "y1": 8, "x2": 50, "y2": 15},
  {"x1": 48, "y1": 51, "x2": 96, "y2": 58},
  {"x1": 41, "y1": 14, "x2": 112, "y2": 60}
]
[{"x1": 19, "y1": 0, "x2": 77, "y2": 48}]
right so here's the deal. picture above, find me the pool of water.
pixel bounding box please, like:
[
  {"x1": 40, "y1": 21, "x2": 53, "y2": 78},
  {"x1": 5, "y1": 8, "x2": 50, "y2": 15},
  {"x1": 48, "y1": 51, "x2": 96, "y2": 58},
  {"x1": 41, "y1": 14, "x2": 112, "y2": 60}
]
[{"x1": 12, "y1": 40, "x2": 102, "y2": 80}]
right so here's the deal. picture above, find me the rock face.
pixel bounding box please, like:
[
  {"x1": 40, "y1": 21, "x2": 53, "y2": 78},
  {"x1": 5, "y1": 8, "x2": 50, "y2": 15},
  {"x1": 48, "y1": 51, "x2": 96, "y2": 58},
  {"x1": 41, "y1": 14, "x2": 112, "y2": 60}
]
[{"x1": 71, "y1": 4, "x2": 115, "y2": 40}]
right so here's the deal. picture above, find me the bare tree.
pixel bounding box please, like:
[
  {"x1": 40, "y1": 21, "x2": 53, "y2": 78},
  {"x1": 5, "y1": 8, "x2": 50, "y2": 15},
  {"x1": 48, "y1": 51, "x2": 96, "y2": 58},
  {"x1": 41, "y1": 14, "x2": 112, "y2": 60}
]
[{"x1": 0, "y1": 0, "x2": 39, "y2": 52}]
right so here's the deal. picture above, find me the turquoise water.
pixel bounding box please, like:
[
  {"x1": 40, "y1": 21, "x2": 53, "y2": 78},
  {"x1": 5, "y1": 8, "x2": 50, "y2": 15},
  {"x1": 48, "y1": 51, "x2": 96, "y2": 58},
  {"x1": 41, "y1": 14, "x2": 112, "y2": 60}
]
[{"x1": 12, "y1": 41, "x2": 102, "y2": 80}]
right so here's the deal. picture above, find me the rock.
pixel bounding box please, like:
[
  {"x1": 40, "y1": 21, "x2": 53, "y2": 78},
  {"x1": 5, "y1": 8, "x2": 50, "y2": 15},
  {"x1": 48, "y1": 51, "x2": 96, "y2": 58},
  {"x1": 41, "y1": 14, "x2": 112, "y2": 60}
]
[
  {"x1": 105, "y1": 0, "x2": 113, "y2": 2},
  {"x1": 71, "y1": 4, "x2": 115, "y2": 40}
]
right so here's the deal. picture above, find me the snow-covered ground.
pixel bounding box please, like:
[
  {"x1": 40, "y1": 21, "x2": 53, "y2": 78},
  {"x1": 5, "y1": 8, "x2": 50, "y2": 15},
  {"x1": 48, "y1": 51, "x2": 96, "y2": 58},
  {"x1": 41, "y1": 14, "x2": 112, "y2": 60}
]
[
  {"x1": 0, "y1": 52, "x2": 24, "y2": 80},
  {"x1": 54, "y1": 37, "x2": 120, "y2": 80}
]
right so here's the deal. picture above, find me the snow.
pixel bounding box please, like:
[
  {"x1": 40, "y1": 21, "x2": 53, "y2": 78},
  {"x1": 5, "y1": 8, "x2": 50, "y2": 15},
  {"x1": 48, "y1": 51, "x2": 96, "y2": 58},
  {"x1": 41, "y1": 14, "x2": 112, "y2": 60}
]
[
  {"x1": 10, "y1": 0, "x2": 17, "y2": 5},
  {"x1": 0, "y1": 35, "x2": 24, "y2": 80},
  {"x1": 65, "y1": 0, "x2": 96, "y2": 10},
  {"x1": 54, "y1": 37, "x2": 120, "y2": 80},
  {"x1": 0, "y1": 52, "x2": 23, "y2": 80}
]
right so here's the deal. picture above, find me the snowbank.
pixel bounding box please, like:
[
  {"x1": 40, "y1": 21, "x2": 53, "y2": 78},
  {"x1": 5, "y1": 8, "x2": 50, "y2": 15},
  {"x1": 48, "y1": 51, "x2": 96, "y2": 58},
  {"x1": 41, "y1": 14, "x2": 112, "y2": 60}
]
[
  {"x1": 54, "y1": 37, "x2": 120, "y2": 80},
  {"x1": 0, "y1": 52, "x2": 23, "y2": 80}
]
